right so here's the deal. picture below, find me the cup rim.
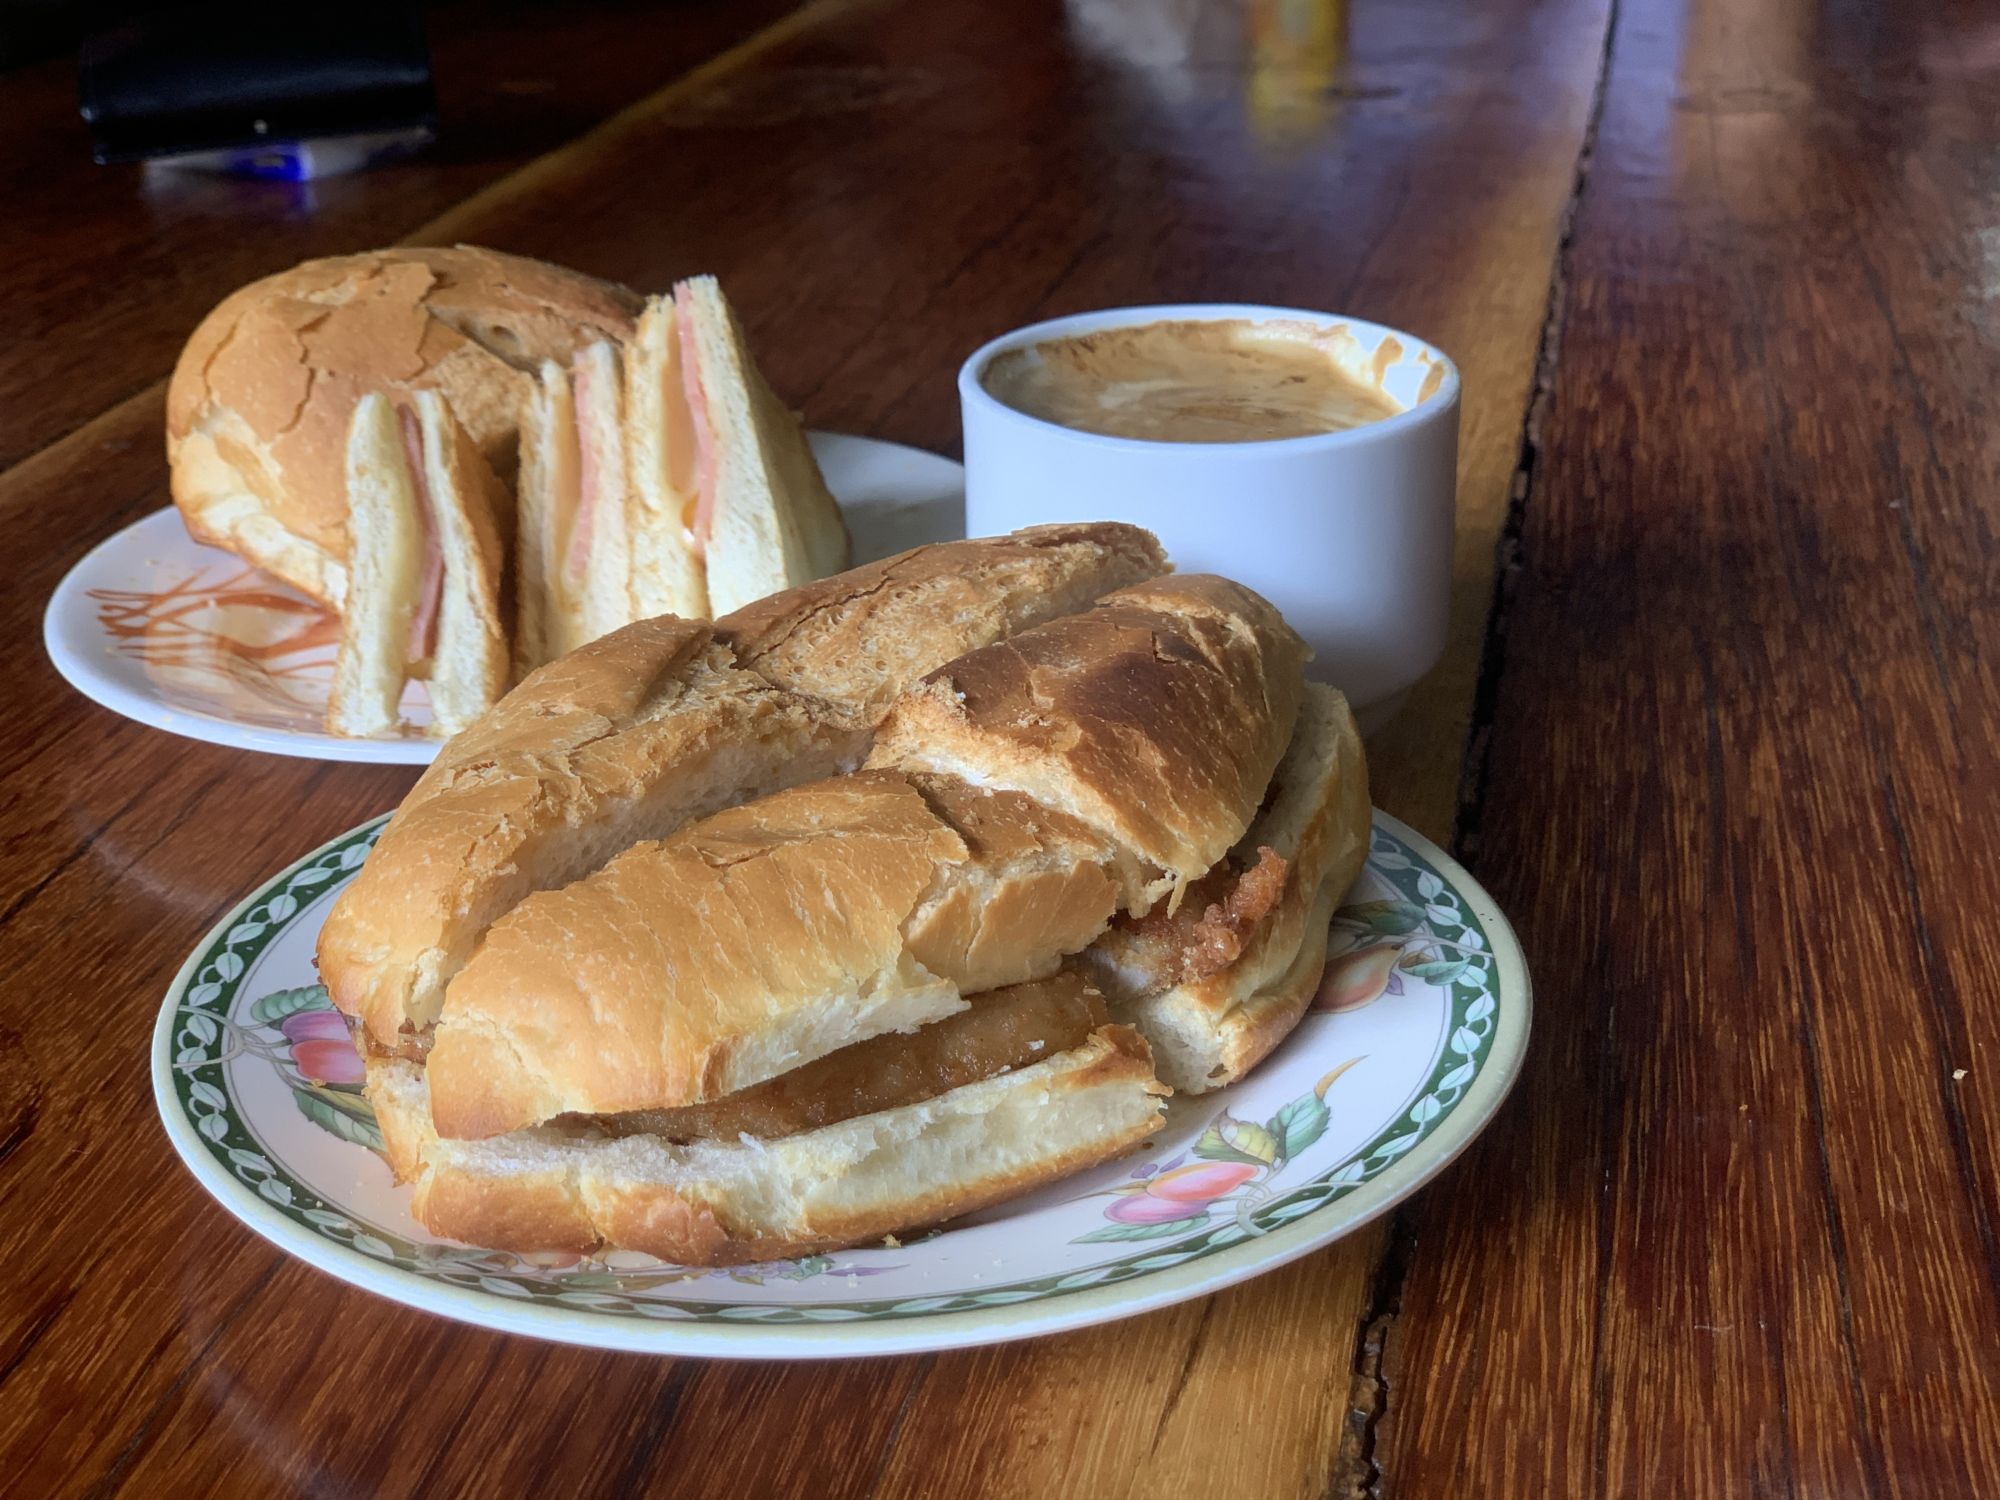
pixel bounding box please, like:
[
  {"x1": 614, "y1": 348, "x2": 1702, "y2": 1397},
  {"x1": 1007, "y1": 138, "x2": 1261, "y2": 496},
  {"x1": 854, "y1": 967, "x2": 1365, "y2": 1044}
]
[{"x1": 956, "y1": 303, "x2": 1461, "y2": 456}]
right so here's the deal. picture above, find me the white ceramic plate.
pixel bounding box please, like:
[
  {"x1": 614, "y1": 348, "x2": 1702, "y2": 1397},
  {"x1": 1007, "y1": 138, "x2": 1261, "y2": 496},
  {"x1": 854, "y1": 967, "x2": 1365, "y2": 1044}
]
[
  {"x1": 45, "y1": 433, "x2": 966, "y2": 764},
  {"x1": 153, "y1": 811, "x2": 1529, "y2": 1358}
]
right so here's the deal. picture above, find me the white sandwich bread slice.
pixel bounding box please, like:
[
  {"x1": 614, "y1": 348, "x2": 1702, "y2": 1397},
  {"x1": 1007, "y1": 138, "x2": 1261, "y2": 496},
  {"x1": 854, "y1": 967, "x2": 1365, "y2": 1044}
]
[
  {"x1": 622, "y1": 294, "x2": 711, "y2": 621},
  {"x1": 328, "y1": 392, "x2": 509, "y2": 739},
  {"x1": 623, "y1": 276, "x2": 851, "y2": 621},
  {"x1": 516, "y1": 345, "x2": 631, "y2": 672},
  {"x1": 327, "y1": 395, "x2": 422, "y2": 739}
]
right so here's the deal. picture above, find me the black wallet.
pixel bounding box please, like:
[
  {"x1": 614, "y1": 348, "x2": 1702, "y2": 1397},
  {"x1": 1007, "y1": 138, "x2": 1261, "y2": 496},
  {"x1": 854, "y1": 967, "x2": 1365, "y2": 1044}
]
[{"x1": 79, "y1": 1, "x2": 436, "y2": 164}]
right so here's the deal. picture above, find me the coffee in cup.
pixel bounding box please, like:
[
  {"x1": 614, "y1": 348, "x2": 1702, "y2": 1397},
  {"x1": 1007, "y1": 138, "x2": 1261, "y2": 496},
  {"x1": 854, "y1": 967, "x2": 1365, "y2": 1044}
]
[{"x1": 979, "y1": 318, "x2": 1404, "y2": 444}]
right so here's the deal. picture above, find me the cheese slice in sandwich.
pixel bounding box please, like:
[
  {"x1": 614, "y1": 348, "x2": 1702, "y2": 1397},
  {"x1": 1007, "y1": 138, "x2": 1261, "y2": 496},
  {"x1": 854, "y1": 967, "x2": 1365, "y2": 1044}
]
[
  {"x1": 624, "y1": 276, "x2": 851, "y2": 621},
  {"x1": 329, "y1": 392, "x2": 510, "y2": 739},
  {"x1": 517, "y1": 345, "x2": 632, "y2": 672}
]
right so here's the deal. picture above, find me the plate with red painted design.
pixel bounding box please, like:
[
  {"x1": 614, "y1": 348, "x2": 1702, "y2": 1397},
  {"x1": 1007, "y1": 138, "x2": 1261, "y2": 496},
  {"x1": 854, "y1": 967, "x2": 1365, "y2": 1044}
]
[
  {"x1": 153, "y1": 809, "x2": 1528, "y2": 1358},
  {"x1": 43, "y1": 433, "x2": 965, "y2": 763}
]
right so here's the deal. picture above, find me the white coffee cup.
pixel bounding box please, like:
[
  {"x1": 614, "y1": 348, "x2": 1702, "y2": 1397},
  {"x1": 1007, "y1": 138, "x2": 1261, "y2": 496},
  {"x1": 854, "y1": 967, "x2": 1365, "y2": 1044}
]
[{"x1": 959, "y1": 304, "x2": 1460, "y2": 732}]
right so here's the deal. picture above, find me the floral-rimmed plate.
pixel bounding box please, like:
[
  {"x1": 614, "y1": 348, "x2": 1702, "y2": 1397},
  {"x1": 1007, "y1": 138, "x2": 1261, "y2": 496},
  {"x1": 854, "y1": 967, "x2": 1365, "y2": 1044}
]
[
  {"x1": 46, "y1": 433, "x2": 965, "y2": 765},
  {"x1": 152, "y1": 810, "x2": 1528, "y2": 1358}
]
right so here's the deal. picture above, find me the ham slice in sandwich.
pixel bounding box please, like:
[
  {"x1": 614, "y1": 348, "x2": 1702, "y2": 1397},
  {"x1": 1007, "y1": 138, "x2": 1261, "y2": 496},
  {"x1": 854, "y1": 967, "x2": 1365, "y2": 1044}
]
[
  {"x1": 516, "y1": 344, "x2": 630, "y2": 672},
  {"x1": 329, "y1": 392, "x2": 510, "y2": 738},
  {"x1": 516, "y1": 276, "x2": 851, "y2": 670}
]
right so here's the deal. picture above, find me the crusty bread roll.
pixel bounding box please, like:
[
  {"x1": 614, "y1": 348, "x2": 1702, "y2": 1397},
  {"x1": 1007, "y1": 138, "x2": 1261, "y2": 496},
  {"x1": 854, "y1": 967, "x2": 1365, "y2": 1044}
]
[
  {"x1": 318, "y1": 523, "x2": 1171, "y2": 1050},
  {"x1": 423, "y1": 574, "x2": 1303, "y2": 1142},
  {"x1": 168, "y1": 246, "x2": 640, "y2": 608},
  {"x1": 1089, "y1": 682, "x2": 1371, "y2": 1091},
  {"x1": 369, "y1": 1024, "x2": 1165, "y2": 1265},
  {"x1": 714, "y1": 520, "x2": 1171, "y2": 726},
  {"x1": 320, "y1": 529, "x2": 1369, "y2": 1264}
]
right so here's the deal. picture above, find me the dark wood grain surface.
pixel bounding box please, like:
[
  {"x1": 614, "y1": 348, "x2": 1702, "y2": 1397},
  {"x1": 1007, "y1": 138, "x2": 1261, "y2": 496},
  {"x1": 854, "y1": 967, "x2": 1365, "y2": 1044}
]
[{"x1": 2, "y1": 0, "x2": 1993, "y2": 1493}]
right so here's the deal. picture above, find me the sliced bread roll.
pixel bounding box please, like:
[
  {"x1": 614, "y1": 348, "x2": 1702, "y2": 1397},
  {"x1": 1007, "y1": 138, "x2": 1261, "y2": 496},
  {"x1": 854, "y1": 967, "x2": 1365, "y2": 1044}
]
[
  {"x1": 321, "y1": 617, "x2": 844, "y2": 1048},
  {"x1": 1088, "y1": 682, "x2": 1371, "y2": 1091},
  {"x1": 426, "y1": 575, "x2": 1303, "y2": 1140}
]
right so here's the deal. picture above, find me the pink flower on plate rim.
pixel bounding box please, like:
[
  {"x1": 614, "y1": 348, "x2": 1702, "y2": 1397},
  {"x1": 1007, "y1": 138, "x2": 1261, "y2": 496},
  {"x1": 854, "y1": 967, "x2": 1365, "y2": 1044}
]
[
  {"x1": 1106, "y1": 1161, "x2": 1261, "y2": 1223},
  {"x1": 292, "y1": 1038, "x2": 365, "y2": 1087}
]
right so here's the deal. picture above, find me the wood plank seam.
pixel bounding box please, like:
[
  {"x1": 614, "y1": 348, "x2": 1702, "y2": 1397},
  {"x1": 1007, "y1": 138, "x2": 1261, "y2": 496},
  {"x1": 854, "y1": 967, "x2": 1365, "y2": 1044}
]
[
  {"x1": 1345, "y1": 0, "x2": 1628, "y2": 1494},
  {"x1": 1337, "y1": 1212, "x2": 1416, "y2": 1500},
  {"x1": 858, "y1": 1355, "x2": 933, "y2": 1500},
  {"x1": 1450, "y1": 0, "x2": 1623, "y2": 867}
]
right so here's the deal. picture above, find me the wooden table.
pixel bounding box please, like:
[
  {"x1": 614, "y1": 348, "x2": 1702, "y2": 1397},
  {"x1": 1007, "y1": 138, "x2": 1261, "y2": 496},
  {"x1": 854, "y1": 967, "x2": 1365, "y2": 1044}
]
[{"x1": 4, "y1": 0, "x2": 1995, "y2": 1491}]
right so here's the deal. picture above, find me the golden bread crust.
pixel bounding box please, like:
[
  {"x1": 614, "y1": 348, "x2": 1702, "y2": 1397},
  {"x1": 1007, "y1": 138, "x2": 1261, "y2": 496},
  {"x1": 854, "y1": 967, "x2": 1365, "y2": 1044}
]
[
  {"x1": 168, "y1": 246, "x2": 640, "y2": 603},
  {"x1": 866, "y1": 573, "x2": 1307, "y2": 888}
]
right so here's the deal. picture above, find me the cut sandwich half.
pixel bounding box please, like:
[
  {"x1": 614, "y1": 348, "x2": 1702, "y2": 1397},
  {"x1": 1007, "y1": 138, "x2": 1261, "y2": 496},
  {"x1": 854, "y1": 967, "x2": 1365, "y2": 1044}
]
[
  {"x1": 517, "y1": 344, "x2": 630, "y2": 672},
  {"x1": 624, "y1": 276, "x2": 851, "y2": 621},
  {"x1": 329, "y1": 392, "x2": 510, "y2": 739}
]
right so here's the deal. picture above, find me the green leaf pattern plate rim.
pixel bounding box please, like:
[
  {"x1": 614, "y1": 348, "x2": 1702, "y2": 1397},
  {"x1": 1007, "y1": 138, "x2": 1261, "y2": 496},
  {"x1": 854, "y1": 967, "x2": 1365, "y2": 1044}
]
[{"x1": 153, "y1": 810, "x2": 1529, "y2": 1358}]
